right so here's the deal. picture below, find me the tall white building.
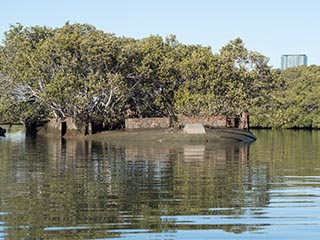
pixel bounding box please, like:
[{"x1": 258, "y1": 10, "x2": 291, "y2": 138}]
[{"x1": 281, "y1": 54, "x2": 307, "y2": 70}]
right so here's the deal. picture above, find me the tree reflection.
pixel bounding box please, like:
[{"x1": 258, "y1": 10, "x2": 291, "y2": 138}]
[{"x1": 0, "y1": 136, "x2": 270, "y2": 239}]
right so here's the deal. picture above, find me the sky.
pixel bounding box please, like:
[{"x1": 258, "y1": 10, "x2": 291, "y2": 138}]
[{"x1": 1, "y1": 0, "x2": 320, "y2": 68}]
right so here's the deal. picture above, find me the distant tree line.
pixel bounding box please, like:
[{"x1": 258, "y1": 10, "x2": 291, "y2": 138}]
[
  {"x1": 254, "y1": 65, "x2": 320, "y2": 129},
  {"x1": 0, "y1": 23, "x2": 319, "y2": 129}
]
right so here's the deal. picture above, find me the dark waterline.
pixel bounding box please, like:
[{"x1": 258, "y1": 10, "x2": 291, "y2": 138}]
[{"x1": 0, "y1": 129, "x2": 320, "y2": 239}]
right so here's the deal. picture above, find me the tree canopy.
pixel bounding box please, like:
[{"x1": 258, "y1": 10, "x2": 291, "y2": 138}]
[{"x1": 1, "y1": 22, "x2": 317, "y2": 129}]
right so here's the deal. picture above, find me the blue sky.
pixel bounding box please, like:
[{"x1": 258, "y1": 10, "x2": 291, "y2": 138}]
[{"x1": 1, "y1": 0, "x2": 320, "y2": 68}]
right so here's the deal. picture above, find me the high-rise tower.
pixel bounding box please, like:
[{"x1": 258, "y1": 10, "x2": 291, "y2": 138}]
[{"x1": 281, "y1": 54, "x2": 307, "y2": 70}]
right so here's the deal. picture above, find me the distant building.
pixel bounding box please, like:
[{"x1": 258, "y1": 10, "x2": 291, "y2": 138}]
[{"x1": 281, "y1": 54, "x2": 307, "y2": 70}]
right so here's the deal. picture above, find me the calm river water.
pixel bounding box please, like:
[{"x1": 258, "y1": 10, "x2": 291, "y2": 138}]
[{"x1": 1, "y1": 128, "x2": 320, "y2": 239}]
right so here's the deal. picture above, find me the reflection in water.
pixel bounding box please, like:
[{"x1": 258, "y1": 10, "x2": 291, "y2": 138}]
[{"x1": 0, "y1": 130, "x2": 320, "y2": 239}]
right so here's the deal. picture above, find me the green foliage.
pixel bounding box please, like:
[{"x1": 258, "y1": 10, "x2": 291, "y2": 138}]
[
  {"x1": 249, "y1": 65, "x2": 320, "y2": 129},
  {"x1": 0, "y1": 23, "x2": 127, "y2": 126},
  {"x1": 1, "y1": 23, "x2": 319, "y2": 129},
  {"x1": 278, "y1": 65, "x2": 320, "y2": 128},
  {"x1": 175, "y1": 38, "x2": 276, "y2": 118}
]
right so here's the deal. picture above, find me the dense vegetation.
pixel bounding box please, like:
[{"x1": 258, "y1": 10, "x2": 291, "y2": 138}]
[{"x1": 0, "y1": 23, "x2": 319, "y2": 129}]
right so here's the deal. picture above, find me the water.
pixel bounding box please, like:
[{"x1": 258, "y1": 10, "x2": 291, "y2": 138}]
[{"x1": 0, "y1": 128, "x2": 320, "y2": 239}]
